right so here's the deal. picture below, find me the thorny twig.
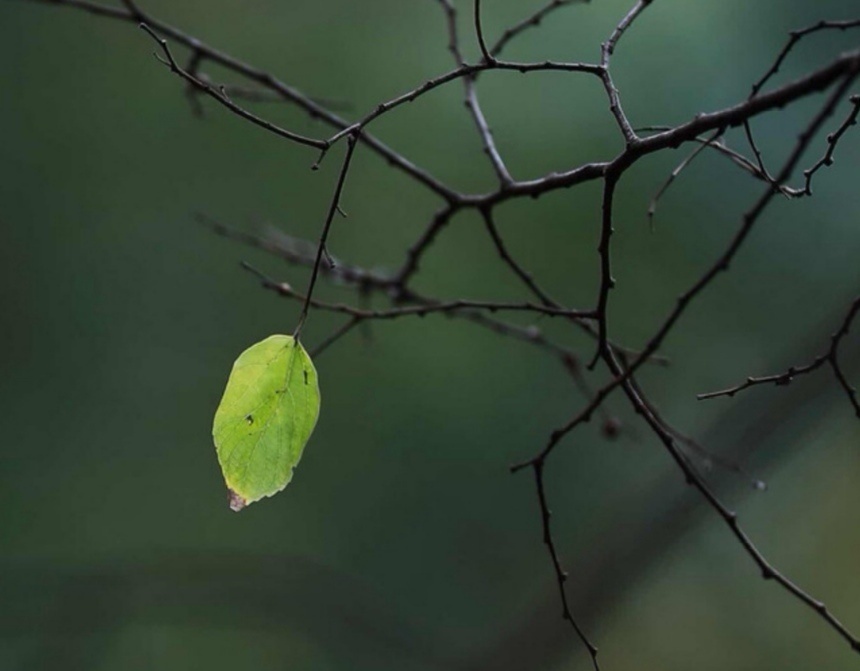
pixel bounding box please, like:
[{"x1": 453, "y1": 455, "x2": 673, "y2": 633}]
[
  {"x1": 514, "y1": 70, "x2": 860, "y2": 658},
  {"x1": 743, "y1": 19, "x2": 860, "y2": 192},
  {"x1": 699, "y1": 296, "x2": 860, "y2": 417}
]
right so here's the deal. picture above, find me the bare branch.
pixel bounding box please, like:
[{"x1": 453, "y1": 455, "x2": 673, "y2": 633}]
[
  {"x1": 699, "y1": 296, "x2": 860, "y2": 417},
  {"x1": 647, "y1": 129, "x2": 725, "y2": 227},
  {"x1": 605, "y1": 347, "x2": 860, "y2": 655},
  {"x1": 802, "y1": 94, "x2": 860, "y2": 195},
  {"x1": 531, "y1": 459, "x2": 601, "y2": 671},
  {"x1": 138, "y1": 24, "x2": 327, "y2": 149},
  {"x1": 435, "y1": 1, "x2": 514, "y2": 186},
  {"x1": 743, "y1": 18, "x2": 860, "y2": 193},
  {"x1": 481, "y1": 208, "x2": 557, "y2": 307},
  {"x1": 243, "y1": 263, "x2": 593, "y2": 322},
  {"x1": 589, "y1": 175, "x2": 619, "y2": 368},
  {"x1": 310, "y1": 317, "x2": 363, "y2": 359},
  {"x1": 490, "y1": 0, "x2": 587, "y2": 58},
  {"x1": 750, "y1": 19, "x2": 860, "y2": 98},
  {"x1": 31, "y1": 0, "x2": 458, "y2": 199},
  {"x1": 24, "y1": 1, "x2": 860, "y2": 663},
  {"x1": 474, "y1": 0, "x2": 494, "y2": 65},
  {"x1": 598, "y1": 0, "x2": 655, "y2": 144},
  {"x1": 293, "y1": 134, "x2": 359, "y2": 339}
]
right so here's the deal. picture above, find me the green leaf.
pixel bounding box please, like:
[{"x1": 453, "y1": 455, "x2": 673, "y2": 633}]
[{"x1": 212, "y1": 335, "x2": 320, "y2": 511}]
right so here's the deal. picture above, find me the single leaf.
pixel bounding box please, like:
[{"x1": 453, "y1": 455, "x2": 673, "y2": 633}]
[{"x1": 212, "y1": 334, "x2": 320, "y2": 511}]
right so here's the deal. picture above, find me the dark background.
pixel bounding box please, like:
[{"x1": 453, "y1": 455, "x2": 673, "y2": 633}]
[{"x1": 1, "y1": 1, "x2": 859, "y2": 669}]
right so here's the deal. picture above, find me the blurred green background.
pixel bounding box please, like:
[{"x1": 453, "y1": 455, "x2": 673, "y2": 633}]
[{"x1": 2, "y1": 1, "x2": 859, "y2": 669}]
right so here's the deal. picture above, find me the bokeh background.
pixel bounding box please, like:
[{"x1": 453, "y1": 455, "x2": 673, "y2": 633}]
[{"x1": 2, "y1": 1, "x2": 859, "y2": 669}]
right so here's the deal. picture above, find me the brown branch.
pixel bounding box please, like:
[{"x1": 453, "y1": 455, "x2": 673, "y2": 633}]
[
  {"x1": 531, "y1": 459, "x2": 601, "y2": 671},
  {"x1": 138, "y1": 24, "x2": 327, "y2": 150},
  {"x1": 393, "y1": 205, "x2": 461, "y2": 286},
  {"x1": 238, "y1": 263, "x2": 588, "y2": 363},
  {"x1": 294, "y1": 134, "x2": 359, "y2": 339},
  {"x1": 490, "y1": 0, "x2": 587, "y2": 58},
  {"x1": 243, "y1": 263, "x2": 594, "y2": 322},
  {"x1": 589, "y1": 174, "x2": 619, "y2": 368},
  {"x1": 325, "y1": 58, "x2": 602, "y2": 148},
  {"x1": 802, "y1": 94, "x2": 860, "y2": 195},
  {"x1": 30, "y1": 0, "x2": 459, "y2": 200},
  {"x1": 750, "y1": 19, "x2": 860, "y2": 98},
  {"x1": 213, "y1": 215, "x2": 662, "y2": 369},
  {"x1": 743, "y1": 18, "x2": 860, "y2": 192},
  {"x1": 699, "y1": 296, "x2": 860, "y2": 417},
  {"x1": 513, "y1": 72, "x2": 859, "y2": 657},
  {"x1": 435, "y1": 1, "x2": 514, "y2": 186},
  {"x1": 605, "y1": 347, "x2": 860, "y2": 655},
  {"x1": 647, "y1": 129, "x2": 725, "y2": 227},
  {"x1": 474, "y1": 0, "x2": 494, "y2": 65},
  {"x1": 24, "y1": 0, "x2": 860, "y2": 664},
  {"x1": 480, "y1": 208, "x2": 557, "y2": 307},
  {"x1": 598, "y1": 0, "x2": 654, "y2": 144},
  {"x1": 310, "y1": 317, "x2": 363, "y2": 359}
]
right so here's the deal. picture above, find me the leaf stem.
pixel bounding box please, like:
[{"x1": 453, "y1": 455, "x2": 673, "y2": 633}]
[{"x1": 293, "y1": 133, "x2": 358, "y2": 340}]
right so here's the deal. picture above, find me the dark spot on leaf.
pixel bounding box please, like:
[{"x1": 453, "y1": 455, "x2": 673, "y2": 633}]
[
  {"x1": 245, "y1": 414, "x2": 254, "y2": 425},
  {"x1": 303, "y1": 369, "x2": 309, "y2": 385}
]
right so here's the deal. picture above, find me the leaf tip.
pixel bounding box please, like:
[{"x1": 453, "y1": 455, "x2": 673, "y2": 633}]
[{"x1": 227, "y1": 489, "x2": 248, "y2": 512}]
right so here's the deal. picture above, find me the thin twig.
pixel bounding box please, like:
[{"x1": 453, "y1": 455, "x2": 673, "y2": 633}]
[
  {"x1": 605, "y1": 347, "x2": 860, "y2": 655},
  {"x1": 138, "y1": 23, "x2": 327, "y2": 150},
  {"x1": 311, "y1": 317, "x2": 363, "y2": 358},
  {"x1": 598, "y1": 0, "x2": 654, "y2": 144},
  {"x1": 743, "y1": 18, "x2": 860, "y2": 193},
  {"x1": 294, "y1": 134, "x2": 359, "y2": 339},
  {"x1": 491, "y1": 0, "x2": 586, "y2": 58},
  {"x1": 481, "y1": 208, "x2": 557, "y2": 306},
  {"x1": 802, "y1": 94, "x2": 860, "y2": 195},
  {"x1": 435, "y1": 1, "x2": 514, "y2": 185},
  {"x1": 647, "y1": 129, "x2": 725, "y2": 227},
  {"x1": 531, "y1": 459, "x2": 601, "y2": 671},
  {"x1": 474, "y1": 0, "x2": 494, "y2": 64},
  {"x1": 244, "y1": 263, "x2": 593, "y2": 321},
  {"x1": 750, "y1": 19, "x2": 860, "y2": 98},
  {"x1": 699, "y1": 296, "x2": 860, "y2": 417}
]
